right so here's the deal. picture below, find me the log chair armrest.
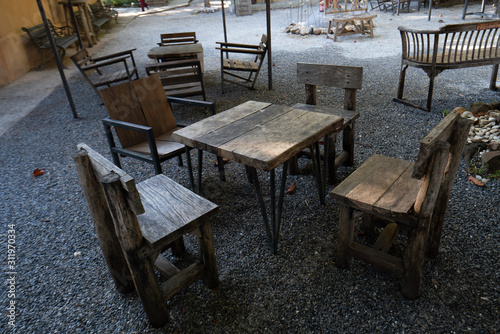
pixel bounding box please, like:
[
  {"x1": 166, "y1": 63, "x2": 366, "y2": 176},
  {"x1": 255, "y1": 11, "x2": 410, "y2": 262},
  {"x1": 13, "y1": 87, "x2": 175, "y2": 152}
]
[
  {"x1": 52, "y1": 24, "x2": 75, "y2": 36},
  {"x1": 167, "y1": 96, "x2": 216, "y2": 116}
]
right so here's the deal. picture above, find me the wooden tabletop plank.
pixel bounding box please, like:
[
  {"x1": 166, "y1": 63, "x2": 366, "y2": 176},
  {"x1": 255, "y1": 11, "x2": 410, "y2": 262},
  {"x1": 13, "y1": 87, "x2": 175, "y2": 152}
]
[
  {"x1": 219, "y1": 108, "x2": 343, "y2": 170},
  {"x1": 172, "y1": 101, "x2": 271, "y2": 148},
  {"x1": 197, "y1": 104, "x2": 294, "y2": 150},
  {"x1": 330, "y1": 155, "x2": 414, "y2": 212}
]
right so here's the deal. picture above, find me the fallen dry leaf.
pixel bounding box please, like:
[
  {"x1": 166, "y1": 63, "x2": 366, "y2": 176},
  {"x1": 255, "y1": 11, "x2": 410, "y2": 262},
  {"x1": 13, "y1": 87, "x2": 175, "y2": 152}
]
[
  {"x1": 286, "y1": 182, "x2": 296, "y2": 194},
  {"x1": 33, "y1": 168, "x2": 45, "y2": 177},
  {"x1": 468, "y1": 175, "x2": 485, "y2": 187}
]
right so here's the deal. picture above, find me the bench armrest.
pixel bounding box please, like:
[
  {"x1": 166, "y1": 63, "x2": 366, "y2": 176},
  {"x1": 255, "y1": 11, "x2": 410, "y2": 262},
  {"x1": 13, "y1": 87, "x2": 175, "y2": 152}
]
[{"x1": 216, "y1": 47, "x2": 265, "y2": 55}]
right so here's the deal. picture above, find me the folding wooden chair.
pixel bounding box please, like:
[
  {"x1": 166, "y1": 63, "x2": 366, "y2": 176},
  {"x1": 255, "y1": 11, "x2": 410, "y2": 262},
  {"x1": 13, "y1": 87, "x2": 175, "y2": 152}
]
[{"x1": 216, "y1": 34, "x2": 268, "y2": 92}]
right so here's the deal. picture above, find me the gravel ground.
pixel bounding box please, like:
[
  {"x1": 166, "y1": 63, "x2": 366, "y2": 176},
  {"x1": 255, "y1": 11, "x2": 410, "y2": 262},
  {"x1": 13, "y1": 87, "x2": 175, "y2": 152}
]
[{"x1": 1, "y1": 2, "x2": 499, "y2": 333}]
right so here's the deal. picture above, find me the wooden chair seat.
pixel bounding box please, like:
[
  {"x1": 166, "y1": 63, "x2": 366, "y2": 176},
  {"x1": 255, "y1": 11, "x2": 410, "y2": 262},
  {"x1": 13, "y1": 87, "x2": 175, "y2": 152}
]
[
  {"x1": 223, "y1": 58, "x2": 259, "y2": 71},
  {"x1": 333, "y1": 155, "x2": 421, "y2": 220},
  {"x1": 74, "y1": 143, "x2": 219, "y2": 327},
  {"x1": 330, "y1": 110, "x2": 472, "y2": 299}
]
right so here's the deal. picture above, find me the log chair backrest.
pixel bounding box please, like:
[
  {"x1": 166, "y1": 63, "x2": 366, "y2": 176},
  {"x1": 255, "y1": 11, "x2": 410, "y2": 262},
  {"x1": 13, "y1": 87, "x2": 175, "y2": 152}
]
[
  {"x1": 100, "y1": 75, "x2": 177, "y2": 148},
  {"x1": 411, "y1": 110, "x2": 471, "y2": 220},
  {"x1": 296, "y1": 62, "x2": 363, "y2": 111}
]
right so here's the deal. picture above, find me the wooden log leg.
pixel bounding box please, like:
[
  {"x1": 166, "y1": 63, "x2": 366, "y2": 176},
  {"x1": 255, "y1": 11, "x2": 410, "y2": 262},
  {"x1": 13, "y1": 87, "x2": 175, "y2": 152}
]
[
  {"x1": 334, "y1": 22, "x2": 340, "y2": 42},
  {"x1": 361, "y1": 212, "x2": 376, "y2": 237},
  {"x1": 170, "y1": 237, "x2": 187, "y2": 257},
  {"x1": 197, "y1": 222, "x2": 220, "y2": 288},
  {"x1": 401, "y1": 226, "x2": 427, "y2": 299},
  {"x1": 336, "y1": 204, "x2": 354, "y2": 268},
  {"x1": 288, "y1": 154, "x2": 300, "y2": 175},
  {"x1": 368, "y1": 19, "x2": 374, "y2": 38},
  {"x1": 343, "y1": 122, "x2": 355, "y2": 167},
  {"x1": 216, "y1": 155, "x2": 226, "y2": 182},
  {"x1": 101, "y1": 174, "x2": 169, "y2": 327},
  {"x1": 490, "y1": 64, "x2": 499, "y2": 90},
  {"x1": 74, "y1": 152, "x2": 135, "y2": 293}
]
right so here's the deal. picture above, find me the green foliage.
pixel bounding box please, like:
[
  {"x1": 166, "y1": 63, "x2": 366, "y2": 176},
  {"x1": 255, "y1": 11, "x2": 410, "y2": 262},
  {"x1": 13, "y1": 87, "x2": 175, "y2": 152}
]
[
  {"x1": 103, "y1": 0, "x2": 135, "y2": 7},
  {"x1": 470, "y1": 160, "x2": 500, "y2": 180}
]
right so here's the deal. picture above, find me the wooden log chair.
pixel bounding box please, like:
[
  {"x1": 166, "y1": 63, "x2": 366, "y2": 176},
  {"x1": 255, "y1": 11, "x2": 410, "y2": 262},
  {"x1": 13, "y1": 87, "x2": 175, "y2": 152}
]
[
  {"x1": 330, "y1": 110, "x2": 471, "y2": 299},
  {"x1": 70, "y1": 48, "x2": 139, "y2": 98},
  {"x1": 74, "y1": 143, "x2": 219, "y2": 328},
  {"x1": 216, "y1": 34, "x2": 268, "y2": 92},
  {"x1": 289, "y1": 63, "x2": 363, "y2": 185},
  {"x1": 100, "y1": 76, "x2": 215, "y2": 189},
  {"x1": 145, "y1": 59, "x2": 208, "y2": 102},
  {"x1": 325, "y1": 0, "x2": 377, "y2": 42}
]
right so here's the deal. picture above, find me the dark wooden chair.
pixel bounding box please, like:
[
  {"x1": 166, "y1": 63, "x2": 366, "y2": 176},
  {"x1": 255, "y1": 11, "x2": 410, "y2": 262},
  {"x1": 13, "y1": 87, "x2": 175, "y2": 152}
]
[
  {"x1": 100, "y1": 76, "x2": 214, "y2": 186},
  {"x1": 145, "y1": 59, "x2": 208, "y2": 102},
  {"x1": 74, "y1": 143, "x2": 219, "y2": 328},
  {"x1": 330, "y1": 110, "x2": 471, "y2": 299},
  {"x1": 290, "y1": 62, "x2": 363, "y2": 184},
  {"x1": 70, "y1": 48, "x2": 139, "y2": 98},
  {"x1": 216, "y1": 34, "x2": 268, "y2": 92}
]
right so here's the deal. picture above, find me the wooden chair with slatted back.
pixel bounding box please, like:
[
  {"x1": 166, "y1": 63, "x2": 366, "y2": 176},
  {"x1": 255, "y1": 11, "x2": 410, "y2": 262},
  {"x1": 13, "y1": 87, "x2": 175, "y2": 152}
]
[
  {"x1": 145, "y1": 59, "x2": 207, "y2": 101},
  {"x1": 330, "y1": 110, "x2": 471, "y2": 299},
  {"x1": 290, "y1": 62, "x2": 363, "y2": 184},
  {"x1": 74, "y1": 143, "x2": 219, "y2": 328},
  {"x1": 100, "y1": 75, "x2": 215, "y2": 187},
  {"x1": 216, "y1": 34, "x2": 268, "y2": 92},
  {"x1": 71, "y1": 48, "x2": 139, "y2": 98}
]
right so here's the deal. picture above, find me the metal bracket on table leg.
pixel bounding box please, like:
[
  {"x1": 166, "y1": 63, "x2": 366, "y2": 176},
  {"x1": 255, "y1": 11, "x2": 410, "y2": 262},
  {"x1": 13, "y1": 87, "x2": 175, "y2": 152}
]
[{"x1": 249, "y1": 161, "x2": 289, "y2": 254}]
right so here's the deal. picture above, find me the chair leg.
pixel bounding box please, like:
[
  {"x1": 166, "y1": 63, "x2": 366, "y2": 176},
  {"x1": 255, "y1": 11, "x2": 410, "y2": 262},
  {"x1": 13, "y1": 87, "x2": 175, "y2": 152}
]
[
  {"x1": 336, "y1": 204, "x2": 355, "y2": 268},
  {"x1": 401, "y1": 226, "x2": 428, "y2": 299},
  {"x1": 490, "y1": 64, "x2": 499, "y2": 90},
  {"x1": 396, "y1": 64, "x2": 408, "y2": 100},
  {"x1": 343, "y1": 122, "x2": 355, "y2": 167},
  {"x1": 426, "y1": 73, "x2": 437, "y2": 112},
  {"x1": 197, "y1": 222, "x2": 220, "y2": 289}
]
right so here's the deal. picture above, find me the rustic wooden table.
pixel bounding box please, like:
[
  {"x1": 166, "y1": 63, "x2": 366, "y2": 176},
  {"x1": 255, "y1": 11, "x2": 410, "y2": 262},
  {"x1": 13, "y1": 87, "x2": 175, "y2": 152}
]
[
  {"x1": 59, "y1": 0, "x2": 96, "y2": 47},
  {"x1": 147, "y1": 44, "x2": 204, "y2": 71},
  {"x1": 172, "y1": 100, "x2": 344, "y2": 253}
]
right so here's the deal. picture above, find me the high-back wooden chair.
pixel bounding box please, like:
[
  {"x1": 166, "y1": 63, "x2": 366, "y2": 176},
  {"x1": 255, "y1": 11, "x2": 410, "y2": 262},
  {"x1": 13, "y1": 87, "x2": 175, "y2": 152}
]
[
  {"x1": 100, "y1": 75, "x2": 214, "y2": 186},
  {"x1": 290, "y1": 63, "x2": 363, "y2": 184},
  {"x1": 330, "y1": 110, "x2": 471, "y2": 299},
  {"x1": 216, "y1": 34, "x2": 268, "y2": 92},
  {"x1": 71, "y1": 48, "x2": 139, "y2": 98},
  {"x1": 145, "y1": 59, "x2": 207, "y2": 101},
  {"x1": 74, "y1": 143, "x2": 219, "y2": 327}
]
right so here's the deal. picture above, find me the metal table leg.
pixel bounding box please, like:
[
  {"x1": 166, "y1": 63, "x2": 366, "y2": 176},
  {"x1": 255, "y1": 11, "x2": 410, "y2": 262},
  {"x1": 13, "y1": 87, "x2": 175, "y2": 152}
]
[{"x1": 250, "y1": 161, "x2": 289, "y2": 254}]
